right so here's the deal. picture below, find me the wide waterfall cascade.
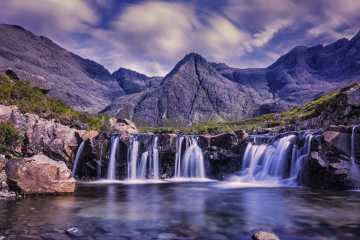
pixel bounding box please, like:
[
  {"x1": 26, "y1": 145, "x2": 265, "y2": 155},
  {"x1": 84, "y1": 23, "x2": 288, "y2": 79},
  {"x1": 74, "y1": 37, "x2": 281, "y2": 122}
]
[
  {"x1": 237, "y1": 133, "x2": 314, "y2": 185},
  {"x1": 71, "y1": 141, "x2": 85, "y2": 177},
  {"x1": 127, "y1": 135, "x2": 160, "y2": 180},
  {"x1": 174, "y1": 135, "x2": 206, "y2": 179},
  {"x1": 107, "y1": 136, "x2": 120, "y2": 180},
  {"x1": 350, "y1": 125, "x2": 360, "y2": 182}
]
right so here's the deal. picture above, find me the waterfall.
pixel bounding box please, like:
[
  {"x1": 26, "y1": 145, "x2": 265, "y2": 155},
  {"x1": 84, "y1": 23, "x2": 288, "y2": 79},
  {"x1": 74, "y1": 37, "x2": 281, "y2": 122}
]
[
  {"x1": 107, "y1": 136, "x2": 120, "y2": 180},
  {"x1": 128, "y1": 135, "x2": 140, "y2": 179},
  {"x1": 174, "y1": 135, "x2": 206, "y2": 178},
  {"x1": 71, "y1": 141, "x2": 85, "y2": 177},
  {"x1": 350, "y1": 125, "x2": 360, "y2": 182},
  {"x1": 238, "y1": 133, "x2": 313, "y2": 185},
  {"x1": 127, "y1": 135, "x2": 160, "y2": 180},
  {"x1": 151, "y1": 136, "x2": 160, "y2": 179},
  {"x1": 287, "y1": 133, "x2": 313, "y2": 185}
]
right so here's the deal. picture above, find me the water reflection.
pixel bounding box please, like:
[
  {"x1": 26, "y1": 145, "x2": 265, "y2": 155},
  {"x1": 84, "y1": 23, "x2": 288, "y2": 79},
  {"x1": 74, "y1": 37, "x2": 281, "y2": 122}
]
[{"x1": 1, "y1": 184, "x2": 360, "y2": 239}]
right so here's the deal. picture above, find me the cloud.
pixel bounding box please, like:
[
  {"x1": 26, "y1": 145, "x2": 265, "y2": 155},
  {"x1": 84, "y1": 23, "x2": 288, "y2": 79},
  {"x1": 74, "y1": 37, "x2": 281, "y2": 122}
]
[
  {"x1": 0, "y1": 0, "x2": 98, "y2": 33},
  {"x1": 306, "y1": 0, "x2": 360, "y2": 40},
  {"x1": 113, "y1": 1, "x2": 198, "y2": 57},
  {"x1": 0, "y1": 0, "x2": 359, "y2": 76}
]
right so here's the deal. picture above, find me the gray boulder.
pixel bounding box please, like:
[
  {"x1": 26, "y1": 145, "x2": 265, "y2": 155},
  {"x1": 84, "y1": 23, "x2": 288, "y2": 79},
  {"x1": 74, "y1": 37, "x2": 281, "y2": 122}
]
[{"x1": 6, "y1": 154, "x2": 75, "y2": 194}]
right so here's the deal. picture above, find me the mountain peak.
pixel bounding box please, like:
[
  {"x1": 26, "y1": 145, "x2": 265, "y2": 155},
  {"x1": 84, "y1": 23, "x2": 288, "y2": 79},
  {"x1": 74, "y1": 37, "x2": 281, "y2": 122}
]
[{"x1": 350, "y1": 30, "x2": 360, "y2": 43}]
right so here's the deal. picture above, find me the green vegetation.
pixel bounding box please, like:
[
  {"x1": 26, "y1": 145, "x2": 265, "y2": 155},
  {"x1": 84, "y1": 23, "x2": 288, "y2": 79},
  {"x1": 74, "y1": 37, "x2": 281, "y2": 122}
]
[
  {"x1": 0, "y1": 122, "x2": 21, "y2": 154},
  {"x1": 0, "y1": 74, "x2": 109, "y2": 131},
  {"x1": 139, "y1": 88, "x2": 343, "y2": 134}
]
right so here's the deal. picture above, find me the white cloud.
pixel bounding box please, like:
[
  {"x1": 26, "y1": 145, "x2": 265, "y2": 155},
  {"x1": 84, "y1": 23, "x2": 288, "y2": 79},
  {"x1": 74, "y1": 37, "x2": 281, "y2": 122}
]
[
  {"x1": 0, "y1": 0, "x2": 98, "y2": 32},
  {"x1": 0, "y1": 0, "x2": 359, "y2": 76}
]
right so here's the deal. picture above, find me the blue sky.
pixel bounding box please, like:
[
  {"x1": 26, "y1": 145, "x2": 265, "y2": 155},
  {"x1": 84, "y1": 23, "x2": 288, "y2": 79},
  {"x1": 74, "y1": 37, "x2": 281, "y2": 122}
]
[{"x1": 1, "y1": 0, "x2": 359, "y2": 76}]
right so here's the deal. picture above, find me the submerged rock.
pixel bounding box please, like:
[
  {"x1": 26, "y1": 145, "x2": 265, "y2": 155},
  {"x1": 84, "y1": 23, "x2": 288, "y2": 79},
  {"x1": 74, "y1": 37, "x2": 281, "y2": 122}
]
[
  {"x1": 66, "y1": 227, "x2": 84, "y2": 237},
  {"x1": 252, "y1": 231, "x2": 280, "y2": 240},
  {"x1": 6, "y1": 154, "x2": 75, "y2": 194}
]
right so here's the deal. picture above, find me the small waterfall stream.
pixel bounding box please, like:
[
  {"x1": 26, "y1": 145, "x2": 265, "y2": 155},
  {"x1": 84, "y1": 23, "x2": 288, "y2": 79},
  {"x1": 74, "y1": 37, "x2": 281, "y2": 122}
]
[
  {"x1": 71, "y1": 141, "x2": 85, "y2": 177},
  {"x1": 350, "y1": 125, "x2": 360, "y2": 182},
  {"x1": 237, "y1": 132, "x2": 313, "y2": 185},
  {"x1": 107, "y1": 136, "x2": 120, "y2": 180},
  {"x1": 174, "y1": 135, "x2": 206, "y2": 179},
  {"x1": 127, "y1": 135, "x2": 160, "y2": 180}
]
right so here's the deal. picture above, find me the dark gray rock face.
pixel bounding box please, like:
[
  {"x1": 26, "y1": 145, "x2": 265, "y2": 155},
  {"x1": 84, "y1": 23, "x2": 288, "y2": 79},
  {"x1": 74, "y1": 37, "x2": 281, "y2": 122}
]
[
  {"x1": 112, "y1": 67, "x2": 162, "y2": 94},
  {"x1": 106, "y1": 53, "x2": 277, "y2": 126},
  {"x1": 301, "y1": 129, "x2": 355, "y2": 189},
  {"x1": 0, "y1": 24, "x2": 124, "y2": 113},
  {"x1": 266, "y1": 33, "x2": 360, "y2": 105}
]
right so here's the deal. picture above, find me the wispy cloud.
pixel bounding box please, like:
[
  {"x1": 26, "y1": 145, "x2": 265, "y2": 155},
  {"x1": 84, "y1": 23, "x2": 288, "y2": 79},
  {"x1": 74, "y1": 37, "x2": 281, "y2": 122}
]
[{"x1": 0, "y1": 0, "x2": 359, "y2": 76}]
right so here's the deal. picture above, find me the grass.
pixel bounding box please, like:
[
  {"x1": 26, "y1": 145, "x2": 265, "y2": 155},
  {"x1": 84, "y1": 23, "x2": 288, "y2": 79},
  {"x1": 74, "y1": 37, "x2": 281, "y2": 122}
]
[
  {"x1": 0, "y1": 122, "x2": 21, "y2": 154},
  {"x1": 0, "y1": 74, "x2": 109, "y2": 131},
  {"x1": 139, "y1": 86, "x2": 346, "y2": 134}
]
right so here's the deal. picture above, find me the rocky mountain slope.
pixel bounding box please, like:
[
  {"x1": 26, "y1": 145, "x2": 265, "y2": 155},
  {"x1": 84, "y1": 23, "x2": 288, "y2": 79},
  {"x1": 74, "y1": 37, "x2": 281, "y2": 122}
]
[
  {"x1": 112, "y1": 67, "x2": 162, "y2": 94},
  {"x1": 0, "y1": 24, "x2": 124, "y2": 113},
  {"x1": 105, "y1": 53, "x2": 275, "y2": 125}
]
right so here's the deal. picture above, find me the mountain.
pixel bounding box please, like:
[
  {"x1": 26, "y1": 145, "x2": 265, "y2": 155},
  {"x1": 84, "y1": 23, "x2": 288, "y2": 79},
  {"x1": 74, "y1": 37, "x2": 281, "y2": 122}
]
[
  {"x1": 0, "y1": 24, "x2": 359, "y2": 126},
  {"x1": 112, "y1": 67, "x2": 162, "y2": 94},
  {"x1": 104, "y1": 53, "x2": 277, "y2": 125},
  {"x1": 106, "y1": 31, "x2": 360, "y2": 126},
  {"x1": 0, "y1": 24, "x2": 124, "y2": 113}
]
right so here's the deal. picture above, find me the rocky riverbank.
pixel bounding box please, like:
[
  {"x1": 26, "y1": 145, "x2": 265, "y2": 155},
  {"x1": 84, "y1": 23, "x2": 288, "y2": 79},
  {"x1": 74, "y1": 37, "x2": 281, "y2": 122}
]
[{"x1": 0, "y1": 104, "x2": 137, "y2": 198}]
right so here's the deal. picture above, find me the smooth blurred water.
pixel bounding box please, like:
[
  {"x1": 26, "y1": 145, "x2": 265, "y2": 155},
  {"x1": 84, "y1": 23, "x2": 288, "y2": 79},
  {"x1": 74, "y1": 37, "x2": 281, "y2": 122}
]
[{"x1": 1, "y1": 183, "x2": 360, "y2": 239}]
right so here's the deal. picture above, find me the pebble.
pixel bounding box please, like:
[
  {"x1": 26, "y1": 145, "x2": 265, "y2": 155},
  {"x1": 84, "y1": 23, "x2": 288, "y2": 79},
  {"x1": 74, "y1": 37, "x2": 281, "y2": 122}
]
[
  {"x1": 252, "y1": 231, "x2": 280, "y2": 240},
  {"x1": 65, "y1": 227, "x2": 85, "y2": 237},
  {"x1": 157, "y1": 233, "x2": 178, "y2": 239}
]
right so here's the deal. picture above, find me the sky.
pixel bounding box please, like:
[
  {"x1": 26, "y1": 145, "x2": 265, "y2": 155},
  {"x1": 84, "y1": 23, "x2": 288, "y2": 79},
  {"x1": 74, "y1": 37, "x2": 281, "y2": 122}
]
[{"x1": 1, "y1": 0, "x2": 359, "y2": 76}]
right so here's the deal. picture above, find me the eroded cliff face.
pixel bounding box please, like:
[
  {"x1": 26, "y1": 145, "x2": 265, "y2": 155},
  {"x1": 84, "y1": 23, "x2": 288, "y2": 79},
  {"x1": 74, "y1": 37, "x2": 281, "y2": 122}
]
[{"x1": 302, "y1": 126, "x2": 360, "y2": 189}]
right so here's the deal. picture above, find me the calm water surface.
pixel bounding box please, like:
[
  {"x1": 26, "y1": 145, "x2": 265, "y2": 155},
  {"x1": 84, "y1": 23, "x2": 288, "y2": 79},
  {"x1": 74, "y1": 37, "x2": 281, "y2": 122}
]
[{"x1": 1, "y1": 182, "x2": 360, "y2": 240}]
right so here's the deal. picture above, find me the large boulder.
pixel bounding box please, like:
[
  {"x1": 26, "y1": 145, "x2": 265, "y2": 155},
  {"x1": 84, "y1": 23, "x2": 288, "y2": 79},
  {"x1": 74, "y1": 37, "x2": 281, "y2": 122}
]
[
  {"x1": 322, "y1": 125, "x2": 351, "y2": 156},
  {"x1": 107, "y1": 117, "x2": 138, "y2": 140},
  {"x1": 301, "y1": 130, "x2": 354, "y2": 189},
  {"x1": 6, "y1": 154, "x2": 75, "y2": 194}
]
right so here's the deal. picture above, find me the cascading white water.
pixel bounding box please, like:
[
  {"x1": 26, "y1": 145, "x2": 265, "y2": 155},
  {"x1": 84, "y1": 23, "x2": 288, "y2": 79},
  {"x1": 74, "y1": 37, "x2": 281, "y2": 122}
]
[
  {"x1": 107, "y1": 136, "x2": 120, "y2": 180},
  {"x1": 127, "y1": 135, "x2": 160, "y2": 180},
  {"x1": 174, "y1": 135, "x2": 206, "y2": 178},
  {"x1": 350, "y1": 125, "x2": 360, "y2": 182},
  {"x1": 71, "y1": 141, "x2": 85, "y2": 177},
  {"x1": 241, "y1": 135, "x2": 296, "y2": 181},
  {"x1": 238, "y1": 133, "x2": 313, "y2": 185},
  {"x1": 287, "y1": 133, "x2": 313, "y2": 185},
  {"x1": 151, "y1": 136, "x2": 160, "y2": 179}
]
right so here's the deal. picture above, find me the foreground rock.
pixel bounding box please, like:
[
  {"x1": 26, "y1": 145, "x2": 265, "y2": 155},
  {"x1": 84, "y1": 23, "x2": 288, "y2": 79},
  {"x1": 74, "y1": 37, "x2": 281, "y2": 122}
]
[
  {"x1": 302, "y1": 127, "x2": 354, "y2": 189},
  {"x1": 252, "y1": 231, "x2": 280, "y2": 240},
  {"x1": 6, "y1": 154, "x2": 75, "y2": 194}
]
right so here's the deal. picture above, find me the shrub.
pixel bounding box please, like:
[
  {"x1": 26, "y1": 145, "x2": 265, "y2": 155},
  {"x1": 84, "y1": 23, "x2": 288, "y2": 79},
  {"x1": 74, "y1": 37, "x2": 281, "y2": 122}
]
[
  {"x1": 0, "y1": 74, "x2": 109, "y2": 131},
  {"x1": 0, "y1": 122, "x2": 21, "y2": 154}
]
